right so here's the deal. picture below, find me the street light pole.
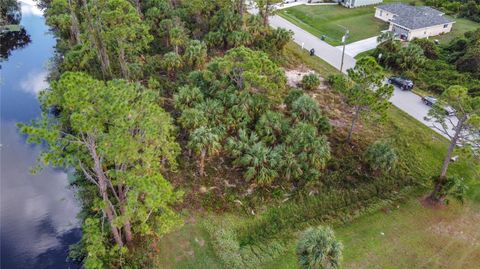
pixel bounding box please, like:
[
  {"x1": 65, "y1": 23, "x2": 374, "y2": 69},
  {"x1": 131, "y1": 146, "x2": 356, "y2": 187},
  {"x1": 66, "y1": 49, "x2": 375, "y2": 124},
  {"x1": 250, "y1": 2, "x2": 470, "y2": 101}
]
[{"x1": 340, "y1": 29, "x2": 349, "y2": 73}]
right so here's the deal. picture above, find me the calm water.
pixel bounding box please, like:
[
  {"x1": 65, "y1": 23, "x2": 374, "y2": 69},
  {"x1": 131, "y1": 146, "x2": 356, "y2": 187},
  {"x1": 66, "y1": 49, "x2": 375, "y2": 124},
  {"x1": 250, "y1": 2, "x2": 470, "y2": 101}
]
[{"x1": 1, "y1": 1, "x2": 81, "y2": 268}]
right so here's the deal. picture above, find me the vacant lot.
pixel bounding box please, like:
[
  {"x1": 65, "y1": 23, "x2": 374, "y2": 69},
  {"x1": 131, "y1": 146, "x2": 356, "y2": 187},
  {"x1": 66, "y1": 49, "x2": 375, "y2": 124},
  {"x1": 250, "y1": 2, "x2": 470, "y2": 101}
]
[
  {"x1": 278, "y1": 5, "x2": 388, "y2": 46},
  {"x1": 263, "y1": 199, "x2": 480, "y2": 269}
]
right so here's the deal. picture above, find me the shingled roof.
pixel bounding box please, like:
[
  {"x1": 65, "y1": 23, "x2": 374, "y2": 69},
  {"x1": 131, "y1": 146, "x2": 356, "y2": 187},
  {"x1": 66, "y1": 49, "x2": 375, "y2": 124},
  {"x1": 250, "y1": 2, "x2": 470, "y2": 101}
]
[{"x1": 376, "y1": 3, "x2": 454, "y2": 30}]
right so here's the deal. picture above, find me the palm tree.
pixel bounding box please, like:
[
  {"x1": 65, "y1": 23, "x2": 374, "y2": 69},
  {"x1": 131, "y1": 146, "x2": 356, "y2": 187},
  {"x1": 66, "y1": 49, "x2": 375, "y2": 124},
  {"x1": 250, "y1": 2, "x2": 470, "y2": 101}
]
[
  {"x1": 178, "y1": 108, "x2": 207, "y2": 131},
  {"x1": 296, "y1": 226, "x2": 343, "y2": 269},
  {"x1": 255, "y1": 110, "x2": 289, "y2": 144},
  {"x1": 237, "y1": 142, "x2": 280, "y2": 186},
  {"x1": 291, "y1": 95, "x2": 330, "y2": 132},
  {"x1": 183, "y1": 40, "x2": 207, "y2": 68},
  {"x1": 169, "y1": 26, "x2": 188, "y2": 54},
  {"x1": 162, "y1": 52, "x2": 183, "y2": 78},
  {"x1": 227, "y1": 129, "x2": 280, "y2": 185},
  {"x1": 364, "y1": 140, "x2": 397, "y2": 173},
  {"x1": 173, "y1": 85, "x2": 204, "y2": 110},
  {"x1": 188, "y1": 127, "x2": 222, "y2": 176},
  {"x1": 397, "y1": 43, "x2": 426, "y2": 71},
  {"x1": 377, "y1": 31, "x2": 395, "y2": 43}
]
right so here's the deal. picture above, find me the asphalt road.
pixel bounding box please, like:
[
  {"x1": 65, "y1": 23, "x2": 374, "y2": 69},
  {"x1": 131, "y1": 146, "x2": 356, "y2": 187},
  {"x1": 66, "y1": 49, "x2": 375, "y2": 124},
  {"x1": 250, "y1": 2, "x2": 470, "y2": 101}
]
[{"x1": 270, "y1": 15, "x2": 357, "y2": 72}]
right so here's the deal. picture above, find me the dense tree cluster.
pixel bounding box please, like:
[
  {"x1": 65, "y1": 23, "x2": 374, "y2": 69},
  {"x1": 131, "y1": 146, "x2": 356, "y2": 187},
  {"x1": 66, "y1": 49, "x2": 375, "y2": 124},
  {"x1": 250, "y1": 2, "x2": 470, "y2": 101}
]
[
  {"x1": 175, "y1": 47, "x2": 331, "y2": 185},
  {"x1": 374, "y1": 29, "x2": 480, "y2": 96},
  {"x1": 425, "y1": 0, "x2": 480, "y2": 22},
  {"x1": 23, "y1": 0, "x2": 296, "y2": 267}
]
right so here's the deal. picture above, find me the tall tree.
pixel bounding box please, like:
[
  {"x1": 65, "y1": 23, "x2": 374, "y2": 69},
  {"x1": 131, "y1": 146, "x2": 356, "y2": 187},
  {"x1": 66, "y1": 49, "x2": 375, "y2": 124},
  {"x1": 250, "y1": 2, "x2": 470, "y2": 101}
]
[
  {"x1": 188, "y1": 127, "x2": 222, "y2": 176},
  {"x1": 336, "y1": 57, "x2": 394, "y2": 143},
  {"x1": 425, "y1": 85, "x2": 480, "y2": 203},
  {"x1": 208, "y1": 46, "x2": 287, "y2": 103},
  {"x1": 96, "y1": 0, "x2": 153, "y2": 79},
  {"x1": 296, "y1": 226, "x2": 343, "y2": 269},
  {"x1": 19, "y1": 72, "x2": 181, "y2": 263},
  {"x1": 183, "y1": 39, "x2": 207, "y2": 69},
  {"x1": 255, "y1": 0, "x2": 281, "y2": 26}
]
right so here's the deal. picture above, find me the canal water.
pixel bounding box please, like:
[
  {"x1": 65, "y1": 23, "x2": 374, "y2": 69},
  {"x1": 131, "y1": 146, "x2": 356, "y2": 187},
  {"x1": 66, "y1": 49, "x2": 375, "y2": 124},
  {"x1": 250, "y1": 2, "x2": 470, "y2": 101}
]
[{"x1": 1, "y1": 1, "x2": 81, "y2": 268}]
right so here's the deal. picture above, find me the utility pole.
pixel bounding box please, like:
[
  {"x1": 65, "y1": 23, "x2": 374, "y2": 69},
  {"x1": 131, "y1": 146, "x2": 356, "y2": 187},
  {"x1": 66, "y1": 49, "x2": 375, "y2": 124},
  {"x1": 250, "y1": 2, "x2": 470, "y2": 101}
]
[{"x1": 340, "y1": 29, "x2": 349, "y2": 73}]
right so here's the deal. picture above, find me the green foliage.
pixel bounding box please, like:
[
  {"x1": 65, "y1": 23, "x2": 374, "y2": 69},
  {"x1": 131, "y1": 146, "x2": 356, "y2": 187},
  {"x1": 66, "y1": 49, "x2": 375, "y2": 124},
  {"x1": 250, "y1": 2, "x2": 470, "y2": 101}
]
[
  {"x1": 431, "y1": 175, "x2": 469, "y2": 204},
  {"x1": 412, "y1": 38, "x2": 440, "y2": 59},
  {"x1": 425, "y1": 0, "x2": 480, "y2": 22},
  {"x1": 19, "y1": 72, "x2": 182, "y2": 267},
  {"x1": 396, "y1": 43, "x2": 427, "y2": 72},
  {"x1": 301, "y1": 73, "x2": 321, "y2": 91},
  {"x1": 296, "y1": 226, "x2": 343, "y2": 269},
  {"x1": 208, "y1": 46, "x2": 288, "y2": 103},
  {"x1": 227, "y1": 130, "x2": 281, "y2": 185},
  {"x1": 285, "y1": 123, "x2": 331, "y2": 180},
  {"x1": 340, "y1": 57, "x2": 394, "y2": 142},
  {"x1": 183, "y1": 39, "x2": 208, "y2": 68},
  {"x1": 255, "y1": 111, "x2": 290, "y2": 144},
  {"x1": 173, "y1": 85, "x2": 204, "y2": 110},
  {"x1": 284, "y1": 88, "x2": 305, "y2": 108},
  {"x1": 162, "y1": 51, "x2": 183, "y2": 75},
  {"x1": 364, "y1": 141, "x2": 398, "y2": 173},
  {"x1": 188, "y1": 127, "x2": 223, "y2": 176},
  {"x1": 290, "y1": 95, "x2": 331, "y2": 132},
  {"x1": 188, "y1": 127, "x2": 223, "y2": 156}
]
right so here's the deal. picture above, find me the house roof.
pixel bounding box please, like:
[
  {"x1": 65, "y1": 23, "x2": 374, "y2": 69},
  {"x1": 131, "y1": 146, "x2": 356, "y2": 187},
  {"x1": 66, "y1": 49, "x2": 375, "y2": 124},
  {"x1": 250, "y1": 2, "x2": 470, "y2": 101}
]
[{"x1": 376, "y1": 3, "x2": 454, "y2": 30}]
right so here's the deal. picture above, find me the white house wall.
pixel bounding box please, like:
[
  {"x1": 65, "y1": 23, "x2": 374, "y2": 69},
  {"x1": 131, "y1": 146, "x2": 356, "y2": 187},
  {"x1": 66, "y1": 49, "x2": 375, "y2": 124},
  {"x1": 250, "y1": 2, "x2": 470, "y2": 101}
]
[
  {"x1": 407, "y1": 23, "x2": 454, "y2": 40},
  {"x1": 342, "y1": 0, "x2": 383, "y2": 8},
  {"x1": 374, "y1": 8, "x2": 396, "y2": 22}
]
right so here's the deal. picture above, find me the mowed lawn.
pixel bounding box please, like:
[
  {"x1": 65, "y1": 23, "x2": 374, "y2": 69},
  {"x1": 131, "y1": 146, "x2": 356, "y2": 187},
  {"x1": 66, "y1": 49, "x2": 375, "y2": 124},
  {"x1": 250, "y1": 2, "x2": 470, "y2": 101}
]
[
  {"x1": 435, "y1": 17, "x2": 480, "y2": 44},
  {"x1": 263, "y1": 199, "x2": 480, "y2": 269},
  {"x1": 277, "y1": 5, "x2": 388, "y2": 46}
]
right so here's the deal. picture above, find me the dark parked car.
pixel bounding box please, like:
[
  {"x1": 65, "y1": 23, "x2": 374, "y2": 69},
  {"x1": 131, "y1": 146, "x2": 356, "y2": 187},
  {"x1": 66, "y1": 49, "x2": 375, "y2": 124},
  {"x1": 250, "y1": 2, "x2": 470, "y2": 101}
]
[
  {"x1": 421, "y1": 96, "x2": 437, "y2": 106},
  {"x1": 421, "y1": 96, "x2": 455, "y2": 116},
  {"x1": 388, "y1": 76, "x2": 413, "y2": 90}
]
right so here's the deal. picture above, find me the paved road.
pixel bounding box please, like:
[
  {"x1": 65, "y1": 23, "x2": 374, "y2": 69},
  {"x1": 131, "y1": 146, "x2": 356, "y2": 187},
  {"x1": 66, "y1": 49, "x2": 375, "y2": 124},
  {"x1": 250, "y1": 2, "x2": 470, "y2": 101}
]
[{"x1": 270, "y1": 15, "x2": 356, "y2": 72}]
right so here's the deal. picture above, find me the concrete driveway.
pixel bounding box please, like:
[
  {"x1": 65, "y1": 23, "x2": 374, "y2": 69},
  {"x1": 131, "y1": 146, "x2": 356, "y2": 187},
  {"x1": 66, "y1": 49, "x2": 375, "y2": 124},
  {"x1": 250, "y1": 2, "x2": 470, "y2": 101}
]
[{"x1": 337, "y1": 36, "x2": 380, "y2": 57}]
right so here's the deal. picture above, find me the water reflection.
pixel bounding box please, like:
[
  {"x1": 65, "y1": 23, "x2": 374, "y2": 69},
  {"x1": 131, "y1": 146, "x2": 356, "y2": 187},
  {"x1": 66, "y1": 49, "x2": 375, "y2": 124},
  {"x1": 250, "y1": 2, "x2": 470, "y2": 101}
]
[
  {"x1": 0, "y1": 28, "x2": 31, "y2": 60},
  {"x1": 0, "y1": 1, "x2": 81, "y2": 268}
]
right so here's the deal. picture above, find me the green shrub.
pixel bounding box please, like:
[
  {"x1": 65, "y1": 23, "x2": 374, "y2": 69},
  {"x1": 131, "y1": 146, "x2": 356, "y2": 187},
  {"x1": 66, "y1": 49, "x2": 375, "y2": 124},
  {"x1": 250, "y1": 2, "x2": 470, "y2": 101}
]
[
  {"x1": 427, "y1": 83, "x2": 446, "y2": 95},
  {"x1": 364, "y1": 141, "x2": 398, "y2": 173},
  {"x1": 301, "y1": 73, "x2": 321, "y2": 91},
  {"x1": 284, "y1": 88, "x2": 305, "y2": 108},
  {"x1": 296, "y1": 226, "x2": 343, "y2": 269}
]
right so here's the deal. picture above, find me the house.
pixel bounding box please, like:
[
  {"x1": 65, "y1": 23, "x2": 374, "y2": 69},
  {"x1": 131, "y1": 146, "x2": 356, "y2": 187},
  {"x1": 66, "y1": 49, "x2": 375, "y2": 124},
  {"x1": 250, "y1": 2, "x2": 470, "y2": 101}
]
[
  {"x1": 375, "y1": 3, "x2": 454, "y2": 41},
  {"x1": 340, "y1": 0, "x2": 383, "y2": 8}
]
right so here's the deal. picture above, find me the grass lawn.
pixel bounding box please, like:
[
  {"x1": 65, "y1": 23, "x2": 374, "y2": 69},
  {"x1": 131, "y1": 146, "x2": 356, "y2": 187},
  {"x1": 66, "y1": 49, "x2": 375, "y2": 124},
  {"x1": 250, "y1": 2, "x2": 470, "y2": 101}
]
[
  {"x1": 263, "y1": 198, "x2": 480, "y2": 269},
  {"x1": 276, "y1": 0, "x2": 423, "y2": 46},
  {"x1": 435, "y1": 17, "x2": 480, "y2": 44},
  {"x1": 278, "y1": 5, "x2": 388, "y2": 46}
]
